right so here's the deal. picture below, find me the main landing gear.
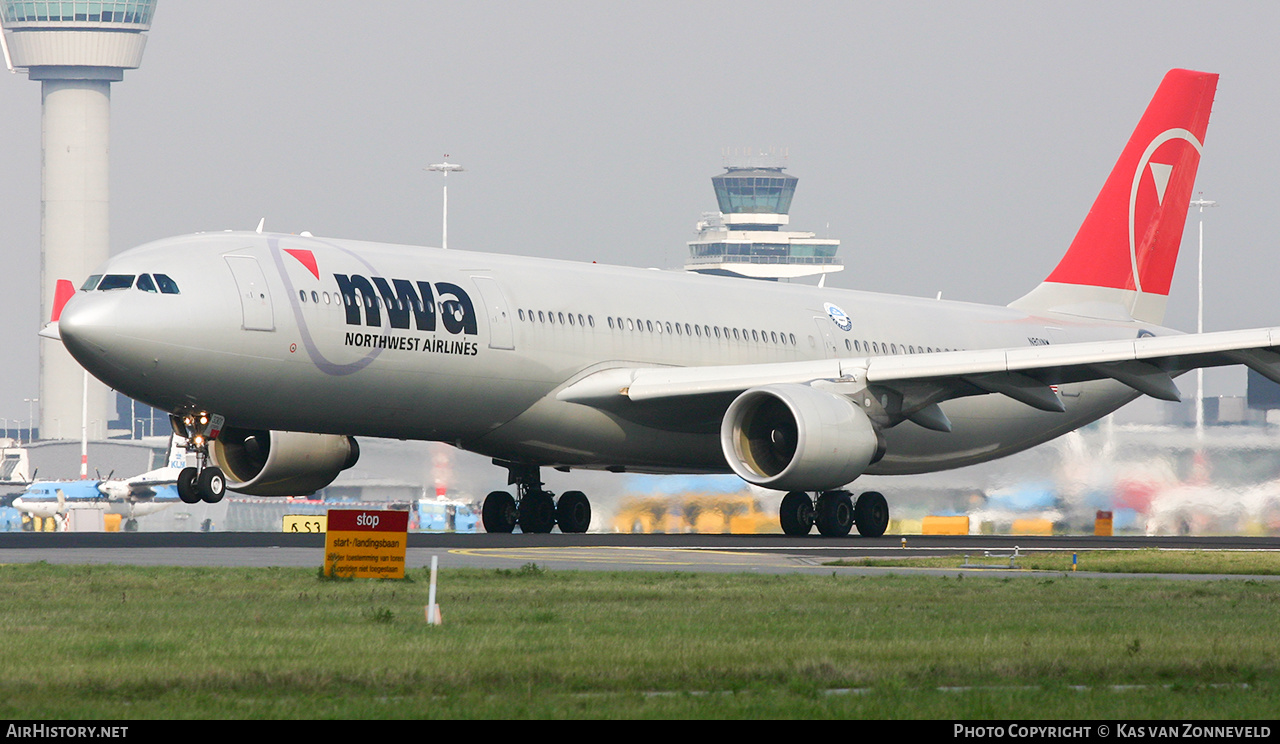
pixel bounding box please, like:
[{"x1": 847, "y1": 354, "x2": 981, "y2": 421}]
[
  {"x1": 482, "y1": 461, "x2": 592, "y2": 534},
  {"x1": 779, "y1": 490, "x2": 889, "y2": 538},
  {"x1": 171, "y1": 412, "x2": 228, "y2": 505}
]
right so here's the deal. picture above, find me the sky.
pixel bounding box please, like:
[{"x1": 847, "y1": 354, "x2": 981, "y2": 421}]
[{"x1": 3, "y1": 0, "x2": 1280, "y2": 424}]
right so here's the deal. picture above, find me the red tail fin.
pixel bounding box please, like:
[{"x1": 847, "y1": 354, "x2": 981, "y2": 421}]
[{"x1": 1013, "y1": 69, "x2": 1217, "y2": 324}]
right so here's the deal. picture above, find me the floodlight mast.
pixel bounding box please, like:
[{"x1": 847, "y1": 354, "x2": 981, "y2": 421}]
[
  {"x1": 426, "y1": 158, "x2": 464, "y2": 250},
  {"x1": 1189, "y1": 196, "x2": 1217, "y2": 442}
]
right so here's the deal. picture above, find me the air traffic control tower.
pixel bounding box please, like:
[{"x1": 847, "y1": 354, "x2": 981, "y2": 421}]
[
  {"x1": 1, "y1": 1, "x2": 157, "y2": 440},
  {"x1": 684, "y1": 163, "x2": 842, "y2": 281}
]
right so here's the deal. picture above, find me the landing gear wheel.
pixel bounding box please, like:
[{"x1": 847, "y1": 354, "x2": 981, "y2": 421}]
[
  {"x1": 197, "y1": 466, "x2": 226, "y2": 504},
  {"x1": 518, "y1": 490, "x2": 557, "y2": 533},
  {"x1": 815, "y1": 490, "x2": 854, "y2": 537},
  {"x1": 779, "y1": 491, "x2": 815, "y2": 536},
  {"x1": 124, "y1": 519, "x2": 138, "y2": 532},
  {"x1": 854, "y1": 491, "x2": 890, "y2": 537},
  {"x1": 482, "y1": 491, "x2": 517, "y2": 533},
  {"x1": 556, "y1": 490, "x2": 591, "y2": 533},
  {"x1": 177, "y1": 467, "x2": 200, "y2": 504}
]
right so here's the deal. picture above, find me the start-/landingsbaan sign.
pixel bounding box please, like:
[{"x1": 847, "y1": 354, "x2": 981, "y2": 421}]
[{"x1": 324, "y1": 509, "x2": 408, "y2": 579}]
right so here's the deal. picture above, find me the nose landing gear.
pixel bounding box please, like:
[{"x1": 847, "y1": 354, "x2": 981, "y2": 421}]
[{"x1": 172, "y1": 412, "x2": 228, "y2": 504}]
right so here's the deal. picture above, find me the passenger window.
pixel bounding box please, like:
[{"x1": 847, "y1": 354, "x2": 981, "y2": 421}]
[
  {"x1": 154, "y1": 274, "x2": 180, "y2": 294},
  {"x1": 97, "y1": 274, "x2": 135, "y2": 291}
]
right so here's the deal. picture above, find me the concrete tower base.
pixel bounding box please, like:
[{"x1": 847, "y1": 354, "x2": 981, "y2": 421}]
[{"x1": 38, "y1": 77, "x2": 112, "y2": 441}]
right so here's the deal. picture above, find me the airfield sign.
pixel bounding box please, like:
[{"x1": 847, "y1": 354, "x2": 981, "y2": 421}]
[{"x1": 324, "y1": 509, "x2": 408, "y2": 579}]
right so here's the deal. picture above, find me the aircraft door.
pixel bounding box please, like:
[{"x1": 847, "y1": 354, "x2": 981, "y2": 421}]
[
  {"x1": 812, "y1": 318, "x2": 839, "y2": 358},
  {"x1": 471, "y1": 275, "x2": 515, "y2": 350},
  {"x1": 225, "y1": 256, "x2": 275, "y2": 331}
]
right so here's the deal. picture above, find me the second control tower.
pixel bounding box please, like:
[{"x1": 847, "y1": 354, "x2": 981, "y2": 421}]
[
  {"x1": 1, "y1": 1, "x2": 157, "y2": 440},
  {"x1": 684, "y1": 161, "x2": 842, "y2": 281}
]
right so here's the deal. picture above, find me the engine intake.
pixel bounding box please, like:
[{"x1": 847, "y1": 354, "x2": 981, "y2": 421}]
[
  {"x1": 720, "y1": 384, "x2": 883, "y2": 492},
  {"x1": 212, "y1": 428, "x2": 360, "y2": 496}
]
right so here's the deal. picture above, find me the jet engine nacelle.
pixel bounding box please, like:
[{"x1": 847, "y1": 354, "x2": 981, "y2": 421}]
[
  {"x1": 720, "y1": 383, "x2": 884, "y2": 492},
  {"x1": 211, "y1": 428, "x2": 360, "y2": 496}
]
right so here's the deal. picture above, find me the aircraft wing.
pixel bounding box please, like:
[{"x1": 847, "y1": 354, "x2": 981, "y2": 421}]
[
  {"x1": 122, "y1": 469, "x2": 180, "y2": 499},
  {"x1": 558, "y1": 326, "x2": 1280, "y2": 431},
  {"x1": 126, "y1": 483, "x2": 160, "y2": 499}
]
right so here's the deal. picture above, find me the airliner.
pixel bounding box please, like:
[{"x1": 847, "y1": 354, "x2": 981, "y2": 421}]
[
  {"x1": 12, "y1": 436, "x2": 187, "y2": 531},
  {"x1": 49, "y1": 69, "x2": 1280, "y2": 536}
]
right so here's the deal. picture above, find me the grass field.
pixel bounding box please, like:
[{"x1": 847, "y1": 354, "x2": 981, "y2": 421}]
[
  {"x1": 841, "y1": 549, "x2": 1280, "y2": 575},
  {"x1": 1, "y1": 560, "x2": 1277, "y2": 719}
]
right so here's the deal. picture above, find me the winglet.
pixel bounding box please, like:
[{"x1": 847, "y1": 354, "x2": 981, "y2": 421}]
[{"x1": 50, "y1": 279, "x2": 75, "y2": 322}]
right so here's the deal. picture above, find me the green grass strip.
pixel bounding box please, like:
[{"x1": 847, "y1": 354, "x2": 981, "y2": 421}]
[{"x1": 0, "y1": 561, "x2": 1277, "y2": 718}]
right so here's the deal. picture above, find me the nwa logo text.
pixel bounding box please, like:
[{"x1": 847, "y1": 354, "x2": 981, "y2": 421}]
[
  {"x1": 334, "y1": 274, "x2": 477, "y2": 334},
  {"x1": 334, "y1": 274, "x2": 480, "y2": 357}
]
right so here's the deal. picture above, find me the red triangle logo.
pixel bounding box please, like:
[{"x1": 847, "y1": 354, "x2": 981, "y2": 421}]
[{"x1": 284, "y1": 248, "x2": 320, "y2": 280}]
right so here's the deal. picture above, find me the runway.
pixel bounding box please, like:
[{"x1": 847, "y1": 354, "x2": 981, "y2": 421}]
[{"x1": 2, "y1": 532, "x2": 1278, "y2": 579}]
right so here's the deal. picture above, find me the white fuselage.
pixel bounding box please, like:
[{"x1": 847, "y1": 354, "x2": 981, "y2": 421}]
[{"x1": 58, "y1": 232, "x2": 1159, "y2": 479}]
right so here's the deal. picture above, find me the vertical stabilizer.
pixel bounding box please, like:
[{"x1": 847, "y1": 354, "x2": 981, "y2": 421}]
[{"x1": 1011, "y1": 69, "x2": 1217, "y2": 324}]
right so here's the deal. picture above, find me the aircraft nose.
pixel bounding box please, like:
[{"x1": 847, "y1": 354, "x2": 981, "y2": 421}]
[
  {"x1": 58, "y1": 293, "x2": 114, "y2": 366},
  {"x1": 57, "y1": 292, "x2": 148, "y2": 388}
]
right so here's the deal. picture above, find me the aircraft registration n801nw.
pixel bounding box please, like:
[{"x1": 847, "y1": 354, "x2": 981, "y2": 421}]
[{"x1": 51, "y1": 69, "x2": 1280, "y2": 536}]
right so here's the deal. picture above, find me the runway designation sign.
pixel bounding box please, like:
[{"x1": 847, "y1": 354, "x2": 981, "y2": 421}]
[{"x1": 324, "y1": 509, "x2": 408, "y2": 579}]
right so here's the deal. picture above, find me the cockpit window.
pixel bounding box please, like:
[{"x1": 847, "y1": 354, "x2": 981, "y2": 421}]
[
  {"x1": 97, "y1": 274, "x2": 136, "y2": 291},
  {"x1": 154, "y1": 274, "x2": 180, "y2": 294},
  {"x1": 81, "y1": 275, "x2": 102, "y2": 291},
  {"x1": 136, "y1": 274, "x2": 157, "y2": 293}
]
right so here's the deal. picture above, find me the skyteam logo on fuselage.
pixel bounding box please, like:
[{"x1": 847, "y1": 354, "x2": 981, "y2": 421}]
[{"x1": 824, "y1": 302, "x2": 852, "y2": 332}]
